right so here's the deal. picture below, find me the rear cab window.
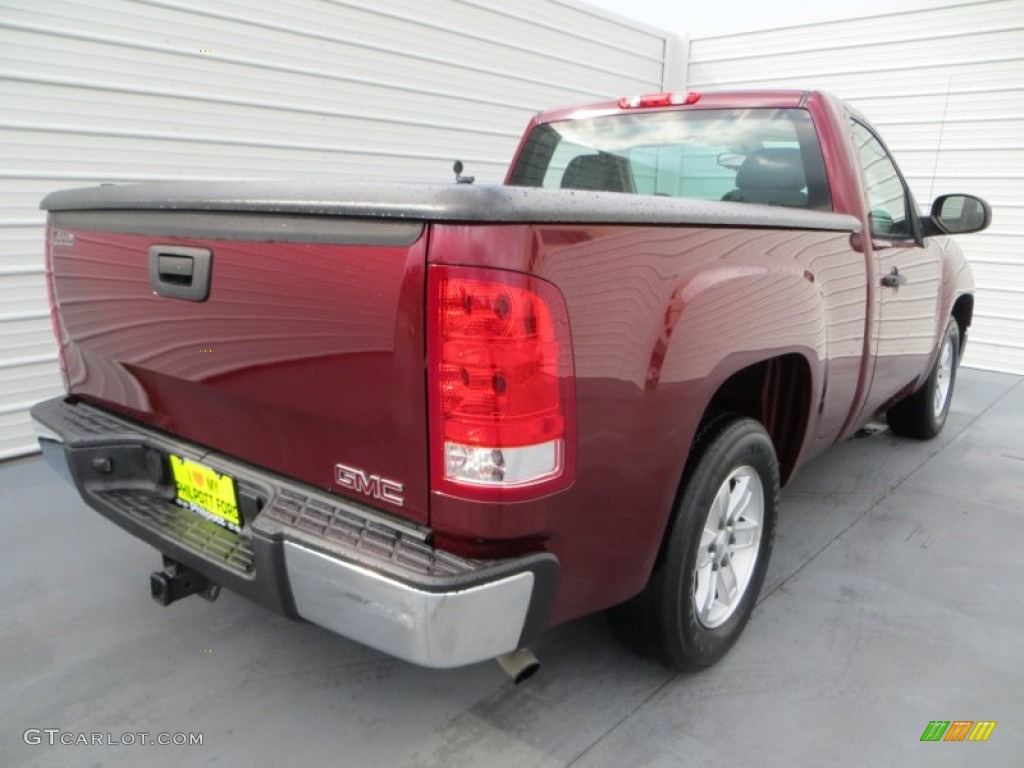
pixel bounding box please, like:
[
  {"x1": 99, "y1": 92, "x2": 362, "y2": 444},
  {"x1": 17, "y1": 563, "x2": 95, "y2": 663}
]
[{"x1": 508, "y1": 108, "x2": 832, "y2": 211}]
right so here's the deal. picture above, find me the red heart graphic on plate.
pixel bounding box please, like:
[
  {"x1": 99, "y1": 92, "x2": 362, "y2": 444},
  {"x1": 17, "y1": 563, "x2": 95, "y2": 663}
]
[{"x1": 192, "y1": 471, "x2": 205, "y2": 487}]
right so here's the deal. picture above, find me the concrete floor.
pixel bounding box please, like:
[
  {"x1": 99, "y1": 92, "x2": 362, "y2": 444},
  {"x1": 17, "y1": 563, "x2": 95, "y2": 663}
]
[{"x1": 2, "y1": 368, "x2": 1021, "y2": 767}]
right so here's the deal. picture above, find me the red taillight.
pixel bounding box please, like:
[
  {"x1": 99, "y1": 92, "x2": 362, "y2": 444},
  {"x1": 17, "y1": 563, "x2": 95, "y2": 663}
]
[
  {"x1": 427, "y1": 265, "x2": 575, "y2": 500},
  {"x1": 618, "y1": 91, "x2": 700, "y2": 109}
]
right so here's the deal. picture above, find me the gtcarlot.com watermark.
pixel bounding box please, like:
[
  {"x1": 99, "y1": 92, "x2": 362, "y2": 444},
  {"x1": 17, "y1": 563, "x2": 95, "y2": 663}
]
[{"x1": 24, "y1": 729, "x2": 203, "y2": 747}]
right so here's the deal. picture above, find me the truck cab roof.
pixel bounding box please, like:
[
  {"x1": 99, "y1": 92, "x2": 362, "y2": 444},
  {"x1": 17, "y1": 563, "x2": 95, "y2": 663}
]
[{"x1": 536, "y1": 89, "x2": 818, "y2": 124}]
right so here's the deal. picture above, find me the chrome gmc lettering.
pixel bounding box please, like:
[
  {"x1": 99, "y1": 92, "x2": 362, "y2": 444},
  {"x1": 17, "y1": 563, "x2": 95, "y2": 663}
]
[{"x1": 334, "y1": 463, "x2": 404, "y2": 507}]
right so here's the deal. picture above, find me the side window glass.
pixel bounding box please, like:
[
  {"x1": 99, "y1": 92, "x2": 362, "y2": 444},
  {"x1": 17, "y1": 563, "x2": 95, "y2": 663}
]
[{"x1": 850, "y1": 121, "x2": 912, "y2": 238}]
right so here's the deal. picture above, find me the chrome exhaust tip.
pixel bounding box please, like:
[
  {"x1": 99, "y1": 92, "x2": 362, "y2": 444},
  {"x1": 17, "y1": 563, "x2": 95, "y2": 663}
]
[{"x1": 496, "y1": 648, "x2": 540, "y2": 684}]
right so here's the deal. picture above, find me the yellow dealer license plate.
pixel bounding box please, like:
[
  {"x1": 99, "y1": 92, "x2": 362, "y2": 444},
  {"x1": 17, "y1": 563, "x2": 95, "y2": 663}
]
[{"x1": 169, "y1": 455, "x2": 241, "y2": 533}]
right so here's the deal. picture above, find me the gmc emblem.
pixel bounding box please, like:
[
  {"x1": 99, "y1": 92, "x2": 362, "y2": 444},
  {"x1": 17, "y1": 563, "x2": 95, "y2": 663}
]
[{"x1": 334, "y1": 463, "x2": 404, "y2": 507}]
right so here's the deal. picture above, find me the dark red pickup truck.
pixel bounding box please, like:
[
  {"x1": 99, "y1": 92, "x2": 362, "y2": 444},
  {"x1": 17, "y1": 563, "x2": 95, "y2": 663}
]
[{"x1": 32, "y1": 90, "x2": 990, "y2": 679}]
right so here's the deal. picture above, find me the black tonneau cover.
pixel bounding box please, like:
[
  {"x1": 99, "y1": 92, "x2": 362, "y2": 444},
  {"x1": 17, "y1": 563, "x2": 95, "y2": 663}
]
[{"x1": 41, "y1": 181, "x2": 861, "y2": 233}]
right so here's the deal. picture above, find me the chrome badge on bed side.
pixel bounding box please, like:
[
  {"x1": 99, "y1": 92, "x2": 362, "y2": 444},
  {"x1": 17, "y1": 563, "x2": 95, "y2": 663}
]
[{"x1": 334, "y1": 462, "x2": 404, "y2": 507}]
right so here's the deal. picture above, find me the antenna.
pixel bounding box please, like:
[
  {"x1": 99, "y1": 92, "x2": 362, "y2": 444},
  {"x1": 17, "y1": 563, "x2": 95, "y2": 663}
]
[
  {"x1": 928, "y1": 76, "x2": 953, "y2": 202},
  {"x1": 453, "y1": 160, "x2": 475, "y2": 185}
]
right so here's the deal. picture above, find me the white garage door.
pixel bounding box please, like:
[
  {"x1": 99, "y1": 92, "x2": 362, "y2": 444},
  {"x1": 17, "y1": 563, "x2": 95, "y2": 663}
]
[
  {"x1": 0, "y1": 0, "x2": 671, "y2": 459},
  {"x1": 686, "y1": 0, "x2": 1024, "y2": 375}
]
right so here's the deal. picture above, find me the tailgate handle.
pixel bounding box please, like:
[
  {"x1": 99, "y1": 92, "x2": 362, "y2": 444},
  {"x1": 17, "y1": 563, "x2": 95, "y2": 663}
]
[{"x1": 148, "y1": 246, "x2": 212, "y2": 301}]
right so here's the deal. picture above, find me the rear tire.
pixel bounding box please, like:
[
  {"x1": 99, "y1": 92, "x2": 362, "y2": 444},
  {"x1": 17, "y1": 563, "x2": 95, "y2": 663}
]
[
  {"x1": 608, "y1": 415, "x2": 779, "y2": 670},
  {"x1": 887, "y1": 318, "x2": 960, "y2": 440}
]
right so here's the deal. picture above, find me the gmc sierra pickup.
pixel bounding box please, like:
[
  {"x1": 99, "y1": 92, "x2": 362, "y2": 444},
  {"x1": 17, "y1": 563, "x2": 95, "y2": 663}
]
[{"x1": 32, "y1": 90, "x2": 990, "y2": 679}]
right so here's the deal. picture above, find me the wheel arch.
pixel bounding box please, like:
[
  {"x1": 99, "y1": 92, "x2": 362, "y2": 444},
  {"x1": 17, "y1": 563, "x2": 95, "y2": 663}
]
[
  {"x1": 640, "y1": 352, "x2": 813, "y2": 587},
  {"x1": 936, "y1": 235, "x2": 975, "y2": 361},
  {"x1": 951, "y1": 292, "x2": 973, "y2": 359},
  {"x1": 701, "y1": 353, "x2": 814, "y2": 485}
]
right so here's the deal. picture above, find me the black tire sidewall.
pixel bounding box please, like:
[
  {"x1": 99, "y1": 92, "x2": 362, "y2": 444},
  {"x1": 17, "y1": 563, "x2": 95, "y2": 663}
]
[
  {"x1": 656, "y1": 417, "x2": 779, "y2": 669},
  {"x1": 886, "y1": 317, "x2": 961, "y2": 440}
]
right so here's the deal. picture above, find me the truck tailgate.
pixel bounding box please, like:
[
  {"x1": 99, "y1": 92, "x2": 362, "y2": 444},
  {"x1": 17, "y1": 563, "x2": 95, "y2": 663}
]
[{"x1": 45, "y1": 211, "x2": 429, "y2": 524}]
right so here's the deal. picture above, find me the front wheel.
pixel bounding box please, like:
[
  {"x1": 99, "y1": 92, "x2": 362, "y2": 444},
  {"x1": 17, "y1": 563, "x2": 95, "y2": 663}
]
[
  {"x1": 608, "y1": 415, "x2": 779, "y2": 670},
  {"x1": 887, "y1": 318, "x2": 960, "y2": 440}
]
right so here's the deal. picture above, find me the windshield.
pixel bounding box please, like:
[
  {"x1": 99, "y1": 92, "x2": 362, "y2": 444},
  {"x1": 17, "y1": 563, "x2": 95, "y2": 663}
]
[{"x1": 507, "y1": 107, "x2": 831, "y2": 210}]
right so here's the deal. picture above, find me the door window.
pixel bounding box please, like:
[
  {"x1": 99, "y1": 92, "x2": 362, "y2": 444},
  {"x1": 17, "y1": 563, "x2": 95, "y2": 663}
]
[{"x1": 850, "y1": 121, "x2": 912, "y2": 238}]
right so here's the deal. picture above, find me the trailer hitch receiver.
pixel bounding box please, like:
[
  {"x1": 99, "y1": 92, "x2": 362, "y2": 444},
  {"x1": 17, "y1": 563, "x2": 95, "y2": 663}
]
[{"x1": 150, "y1": 558, "x2": 221, "y2": 606}]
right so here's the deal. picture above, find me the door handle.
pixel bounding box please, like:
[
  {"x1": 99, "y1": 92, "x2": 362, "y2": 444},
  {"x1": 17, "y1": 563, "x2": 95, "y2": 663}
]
[
  {"x1": 148, "y1": 245, "x2": 212, "y2": 301},
  {"x1": 881, "y1": 267, "x2": 908, "y2": 288}
]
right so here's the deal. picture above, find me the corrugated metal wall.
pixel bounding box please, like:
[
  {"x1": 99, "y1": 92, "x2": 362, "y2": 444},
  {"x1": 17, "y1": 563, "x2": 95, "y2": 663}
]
[
  {"x1": 0, "y1": 0, "x2": 670, "y2": 460},
  {"x1": 686, "y1": 0, "x2": 1024, "y2": 375},
  {"x1": 5, "y1": 0, "x2": 1020, "y2": 460}
]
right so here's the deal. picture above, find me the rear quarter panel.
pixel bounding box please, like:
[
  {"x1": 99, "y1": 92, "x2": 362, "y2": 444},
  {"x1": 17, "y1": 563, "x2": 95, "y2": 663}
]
[{"x1": 427, "y1": 221, "x2": 866, "y2": 624}]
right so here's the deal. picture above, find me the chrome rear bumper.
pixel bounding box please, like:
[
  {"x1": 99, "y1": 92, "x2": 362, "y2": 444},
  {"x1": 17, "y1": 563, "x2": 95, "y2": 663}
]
[
  {"x1": 284, "y1": 542, "x2": 536, "y2": 667},
  {"x1": 30, "y1": 396, "x2": 557, "y2": 668}
]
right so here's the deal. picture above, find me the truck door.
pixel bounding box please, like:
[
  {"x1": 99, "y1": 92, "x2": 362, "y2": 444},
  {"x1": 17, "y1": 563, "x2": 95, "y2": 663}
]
[{"x1": 850, "y1": 119, "x2": 943, "y2": 420}]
